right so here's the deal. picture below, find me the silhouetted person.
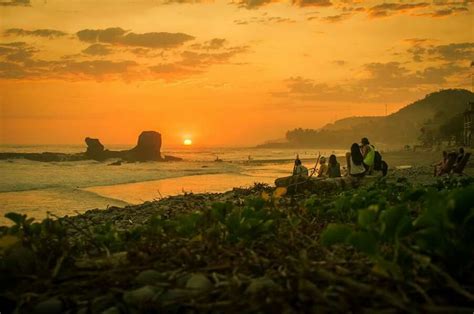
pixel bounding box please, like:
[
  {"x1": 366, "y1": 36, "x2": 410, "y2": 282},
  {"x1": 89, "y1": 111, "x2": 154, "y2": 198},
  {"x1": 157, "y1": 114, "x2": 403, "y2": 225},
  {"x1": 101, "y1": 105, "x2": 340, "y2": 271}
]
[
  {"x1": 327, "y1": 154, "x2": 341, "y2": 178},
  {"x1": 346, "y1": 143, "x2": 366, "y2": 177},
  {"x1": 293, "y1": 156, "x2": 308, "y2": 176},
  {"x1": 316, "y1": 156, "x2": 328, "y2": 177}
]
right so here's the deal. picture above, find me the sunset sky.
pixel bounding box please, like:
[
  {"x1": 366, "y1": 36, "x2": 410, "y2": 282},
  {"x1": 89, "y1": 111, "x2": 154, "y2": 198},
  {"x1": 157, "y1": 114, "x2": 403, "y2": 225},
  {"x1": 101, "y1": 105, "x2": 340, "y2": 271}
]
[{"x1": 0, "y1": 0, "x2": 473, "y2": 147}]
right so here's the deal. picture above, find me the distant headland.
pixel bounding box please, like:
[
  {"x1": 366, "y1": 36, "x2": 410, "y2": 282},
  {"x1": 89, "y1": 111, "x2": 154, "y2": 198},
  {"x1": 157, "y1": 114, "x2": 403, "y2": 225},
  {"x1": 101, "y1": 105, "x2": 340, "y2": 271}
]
[{"x1": 0, "y1": 131, "x2": 182, "y2": 163}]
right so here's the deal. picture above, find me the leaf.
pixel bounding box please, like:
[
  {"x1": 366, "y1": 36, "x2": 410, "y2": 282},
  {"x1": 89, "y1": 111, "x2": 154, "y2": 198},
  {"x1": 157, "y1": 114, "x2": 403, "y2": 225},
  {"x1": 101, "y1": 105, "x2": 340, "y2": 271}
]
[
  {"x1": 347, "y1": 231, "x2": 378, "y2": 255},
  {"x1": 0, "y1": 235, "x2": 20, "y2": 251},
  {"x1": 261, "y1": 191, "x2": 271, "y2": 202},
  {"x1": 5, "y1": 212, "x2": 26, "y2": 225},
  {"x1": 357, "y1": 209, "x2": 377, "y2": 229},
  {"x1": 320, "y1": 224, "x2": 352, "y2": 246},
  {"x1": 273, "y1": 187, "x2": 287, "y2": 199}
]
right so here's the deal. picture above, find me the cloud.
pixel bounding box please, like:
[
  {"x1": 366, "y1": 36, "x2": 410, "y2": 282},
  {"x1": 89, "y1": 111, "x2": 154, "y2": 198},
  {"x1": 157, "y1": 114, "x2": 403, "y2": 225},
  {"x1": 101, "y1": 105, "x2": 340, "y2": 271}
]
[
  {"x1": 234, "y1": 16, "x2": 296, "y2": 25},
  {"x1": 0, "y1": 42, "x2": 38, "y2": 63},
  {"x1": 55, "y1": 60, "x2": 137, "y2": 77},
  {"x1": 368, "y1": 2, "x2": 430, "y2": 18},
  {"x1": 292, "y1": 0, "x2": 332, "y2": 7},
  {"x1": 82, "y1": 44, "x2": 113, "y2": 56},
  {"x1": 406, "y1": 41, "x2": 474, "y2": 62},
  {"x1": 333, "y1": 60, "x2": 347, "y2": 66},
  {"x1": 277, "y1": 60, "x2": 468, "y2": 103},
  {"x1": 234, "y1": 0, "x2": 275, "y2": 9},
  {"x1": 76, "y1": 27, "x2": 195, "y2": 48},
  {"x1": 0, "y1": 0, "x2": 29, "y2": 6},
  {"x1": 320, "y1": 12, "x2": 352, "y2": 22},
  {"x1": 179, "y1": 46, "x2": 249, "y2": 67},
  {"x1": 0, "y1": 61, "x2": 28, "y2": 78},
  {"x1": 4, "y1": 28, "x2": 67, "y2": 38},
  {"x1": 190, "y1": 38, "x2": 227, "y2": 50}
]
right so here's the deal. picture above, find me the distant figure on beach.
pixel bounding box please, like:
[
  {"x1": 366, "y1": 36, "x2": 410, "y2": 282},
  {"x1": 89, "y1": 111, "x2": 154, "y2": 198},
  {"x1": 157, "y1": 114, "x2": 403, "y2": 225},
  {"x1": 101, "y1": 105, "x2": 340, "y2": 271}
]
[
  {"x1": 346, "y1": 143, "x2": 366, "y2": 177},
  {"x1": 293, "y1": 156, "x2": 309, "y2": 176},
  {"x1": 316, "y1": 156, "x2": 328, "y2": 177},
  {"x1": 327, "y1": 154, "x2": 341, "y2": 178},
  {"x1": 215, "y1": 155, "x2": 223, "y2": 162}
]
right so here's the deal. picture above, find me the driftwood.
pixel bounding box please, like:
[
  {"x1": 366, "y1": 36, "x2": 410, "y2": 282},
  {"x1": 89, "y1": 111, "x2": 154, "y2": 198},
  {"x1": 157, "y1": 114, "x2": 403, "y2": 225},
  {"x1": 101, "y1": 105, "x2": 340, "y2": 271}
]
[{"x1": 275, "y1": 175, "x2": 379, "y2": 193}]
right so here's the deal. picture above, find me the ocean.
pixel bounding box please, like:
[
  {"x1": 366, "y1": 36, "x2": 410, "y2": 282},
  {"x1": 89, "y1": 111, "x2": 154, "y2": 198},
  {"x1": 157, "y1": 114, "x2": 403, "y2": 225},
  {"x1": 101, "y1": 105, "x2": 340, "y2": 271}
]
[{"x1": 0, "y1": 145, "x2": 345, "y2": 225}]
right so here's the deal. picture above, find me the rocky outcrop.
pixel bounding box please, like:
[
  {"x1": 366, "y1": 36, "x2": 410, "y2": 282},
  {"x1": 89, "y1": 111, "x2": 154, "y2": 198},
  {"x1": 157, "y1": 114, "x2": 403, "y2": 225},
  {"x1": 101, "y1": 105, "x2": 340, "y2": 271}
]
[
  {"x1": 128, "y1": 131, "x2": 162, "y2": 161},
  {"x1": 0, "y1": 131, "x2": 181, "y2": 163},
  {"x1": 84, "y1": 131, "x2": 165, "y2": 162},
  {"x1": 85, "y1": 138, "x2": 105, "y2": 160}
]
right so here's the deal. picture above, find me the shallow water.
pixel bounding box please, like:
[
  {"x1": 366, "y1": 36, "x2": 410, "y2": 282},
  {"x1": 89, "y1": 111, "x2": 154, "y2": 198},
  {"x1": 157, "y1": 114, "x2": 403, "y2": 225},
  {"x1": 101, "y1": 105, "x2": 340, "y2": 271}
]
[{"x1": 0, "y1": 145, "x2": 344, "y2": 225}]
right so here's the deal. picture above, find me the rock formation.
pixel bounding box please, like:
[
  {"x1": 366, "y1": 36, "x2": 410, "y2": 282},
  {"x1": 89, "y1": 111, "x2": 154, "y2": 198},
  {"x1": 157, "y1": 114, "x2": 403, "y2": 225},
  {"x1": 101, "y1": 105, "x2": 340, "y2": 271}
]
[
  {"x1": 85, "y1": 137, "x2": 105, "y2": 160},
  {"x1": 0, "y1": 131, "x2": 181, "y2": 162},
  {"x1": 128, "y1": 131, "x2": 162, "y2": 161}
]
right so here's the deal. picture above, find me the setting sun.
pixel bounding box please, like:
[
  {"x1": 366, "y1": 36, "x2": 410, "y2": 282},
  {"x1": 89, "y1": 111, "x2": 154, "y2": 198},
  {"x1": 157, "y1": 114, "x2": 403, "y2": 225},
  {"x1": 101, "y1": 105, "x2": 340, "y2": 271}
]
[{"x1": 183, "y1": 139, "x2": 193, "y2": 146}]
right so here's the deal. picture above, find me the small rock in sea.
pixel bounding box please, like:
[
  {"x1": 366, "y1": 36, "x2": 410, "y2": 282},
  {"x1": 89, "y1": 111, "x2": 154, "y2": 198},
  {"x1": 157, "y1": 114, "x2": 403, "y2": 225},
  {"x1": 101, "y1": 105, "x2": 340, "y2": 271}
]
[
  {"x1": 135, "y1": 270, "x2": 164, "y2": 286},
  {"x1": 185, "y1": 273, "x2": 213, "y2": 292},
  {"x1": 33, "y1": 297, "x2": 63, "y2": 314}
]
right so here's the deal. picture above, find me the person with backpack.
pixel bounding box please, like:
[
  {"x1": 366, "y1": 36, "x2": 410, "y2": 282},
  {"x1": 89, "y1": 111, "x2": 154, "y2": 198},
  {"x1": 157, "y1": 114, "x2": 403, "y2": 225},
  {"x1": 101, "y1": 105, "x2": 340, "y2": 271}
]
[{"x1": 360, "y1": 137, "x2": 388, "y2": 176}]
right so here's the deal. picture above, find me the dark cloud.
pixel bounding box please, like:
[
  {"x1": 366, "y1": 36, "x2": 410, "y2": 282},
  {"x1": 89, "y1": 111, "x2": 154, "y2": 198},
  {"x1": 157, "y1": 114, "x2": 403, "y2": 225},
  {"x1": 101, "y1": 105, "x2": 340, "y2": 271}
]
[
  {"x1": 82, "y1": 44, "x2": 113, "y2": 56},
  {"x1": 292, "y1": 0, "x2": 332, "y2": 7},
  {"x1": 0, "y1": 0, "x2": 29, "y2": 6},
  {"x1": 428, "y1": 42, "x2": 474, "y2": 61},
  {"x1": 0, "y1": 61, "x2": 28, "y2": 78},
  {"x1": 235, "y1": 0, "x2": 274, "y2": 9},
  {"x1": 190, "y1": 38, "x2": 227, "y2": 50},
  {"x1": 277, "y1": 61, "x2": 468, "y2": 103},
  {"x1": 0, "y1": 42, "x2": 37, "y2": 63},
  {"x1": 4, "y1": 28, "x2": 67, "y2": 38},
  {"x1": 76, "y1": 27, "x2": 195, "y2": 48},
  {"x1": 368, "y1": 2, "x2": 430, "y2": 18},
  {"x1": 406, "y1": 41, "x2": 474, "y2": 62},
  {"x1": 321, "y1": 12, "x2": 352, "y2": 22},
  {"x1": 418, "y1": 6, "x2": 469, "y2": 17}
]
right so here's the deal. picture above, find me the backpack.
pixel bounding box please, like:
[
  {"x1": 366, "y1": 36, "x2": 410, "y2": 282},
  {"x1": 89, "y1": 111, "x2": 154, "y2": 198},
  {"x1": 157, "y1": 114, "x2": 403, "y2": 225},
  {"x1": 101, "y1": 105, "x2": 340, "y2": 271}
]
[{"x1": 374, "y1": 151, "x2": 383, "y2": 170}]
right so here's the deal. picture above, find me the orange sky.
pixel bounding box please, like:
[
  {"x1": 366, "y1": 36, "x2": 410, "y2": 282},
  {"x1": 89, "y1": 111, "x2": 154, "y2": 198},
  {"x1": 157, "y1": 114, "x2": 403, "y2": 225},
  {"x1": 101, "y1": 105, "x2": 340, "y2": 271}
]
[{"x1": 0, "y1": 0, "x2": 473, "y2": 147}]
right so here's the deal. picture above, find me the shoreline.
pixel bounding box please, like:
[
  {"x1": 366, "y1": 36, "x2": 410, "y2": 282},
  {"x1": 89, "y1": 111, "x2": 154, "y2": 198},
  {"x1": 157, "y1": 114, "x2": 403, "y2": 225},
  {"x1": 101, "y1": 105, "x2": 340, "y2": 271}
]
[{"x1": 0, "y1": 150, "x2": 461, "y2": 226}]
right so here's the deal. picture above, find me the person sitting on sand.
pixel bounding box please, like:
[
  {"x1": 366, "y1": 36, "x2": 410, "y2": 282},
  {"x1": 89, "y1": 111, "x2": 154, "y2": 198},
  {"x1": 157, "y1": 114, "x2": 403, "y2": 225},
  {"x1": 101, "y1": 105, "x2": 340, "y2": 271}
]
[
  {"x1": 346, "y1": 143, "x2": 366, "y2": 177},
  {"x1": 293, "y1": 157, "x2": 309, "y2": 177},
  {"x1": 316, "y1": 156, "x2": 328, "y2": 178},
  {"x1": 327, "y1": 154, "x2": 341, "y2": 178}
]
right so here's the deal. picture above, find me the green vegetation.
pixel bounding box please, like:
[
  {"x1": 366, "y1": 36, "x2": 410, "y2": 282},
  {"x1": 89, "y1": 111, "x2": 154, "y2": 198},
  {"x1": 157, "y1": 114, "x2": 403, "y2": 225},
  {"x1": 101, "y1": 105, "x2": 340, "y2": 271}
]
[{"x1": 1, "y1": 178, "x2": 473, "y2": 313}]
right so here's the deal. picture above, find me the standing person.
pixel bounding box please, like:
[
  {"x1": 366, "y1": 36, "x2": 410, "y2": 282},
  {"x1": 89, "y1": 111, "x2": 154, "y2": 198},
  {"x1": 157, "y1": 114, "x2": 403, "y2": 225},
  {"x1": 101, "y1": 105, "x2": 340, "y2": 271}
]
[
  {"x1": 360, "y1": 137, "x2": 375, "y2": 173},
  {"x1": 346, "y1": 143, "x2": 366, "y2": 177},
  {"x1": 327, "y1": 154, "x2": 341, "y2": 178}
]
